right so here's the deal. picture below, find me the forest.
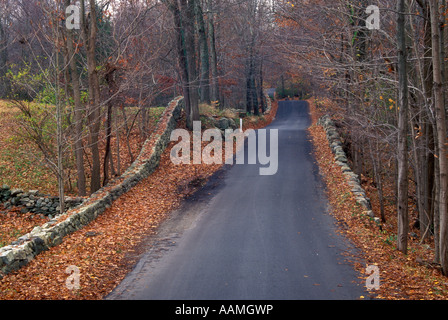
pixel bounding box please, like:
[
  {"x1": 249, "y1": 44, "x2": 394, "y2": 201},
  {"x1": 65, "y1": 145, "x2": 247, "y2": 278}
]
[
  {"x1": 1, "y1": 0, "x2": 448, "y2": 298},
  {"x1": 0, "y1": 0, "x2": 287, "y2": 199}
]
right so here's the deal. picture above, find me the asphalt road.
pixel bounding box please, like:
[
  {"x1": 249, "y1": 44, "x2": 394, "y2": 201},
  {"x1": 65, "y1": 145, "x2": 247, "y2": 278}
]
[{"x1": 107, "y1": 100, "x2": 367, "y2": 300}]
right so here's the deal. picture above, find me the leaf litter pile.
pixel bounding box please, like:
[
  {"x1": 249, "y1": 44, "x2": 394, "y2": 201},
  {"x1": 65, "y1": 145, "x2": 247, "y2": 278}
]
[
  {"x1": 0, "y1": 102, "x2": 278, "y2": 300},
  {"x1": 307, "y1": 98, "x2": 448, "y2": 300}
]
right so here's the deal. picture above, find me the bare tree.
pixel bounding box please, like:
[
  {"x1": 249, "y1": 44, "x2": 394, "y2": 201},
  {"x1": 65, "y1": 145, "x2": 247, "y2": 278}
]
[
  {"x1": 396, "y1": 0, "x2": 409, "y2": 254},
  {"x1": 64, "y1": 0, "x2": 87, "y2": 196},
  {"x1": 429, "y1": 0, "x2": 448, "y2": 275},
  {"x1": 193, "y1": 0, "x2": 210, "y2": 104},
  {"x1": 206, "y1": 0, "x2": 219, "y2": 103},
  {"x1": 80, "y1": 0, "x2": 102, "y2": 193},
  {"x1": 163, "y1": 0, "x2": 199, "y2": 129}
]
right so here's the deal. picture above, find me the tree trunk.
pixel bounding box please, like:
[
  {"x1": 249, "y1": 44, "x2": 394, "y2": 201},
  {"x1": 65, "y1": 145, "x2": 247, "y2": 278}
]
[
  {"x1": 429, "y1": 0, "x2": 448, "y2": 275},
  {"x1": 103, "y1": 64, "x2": 118, "y2": 186},
  {"x1": 246, "y1": 47, "x2": 258, "y2": 115},
  {"x1": 120, "y1": 106, "x2": 135, "y2": 163},
  {"x1": 413, "y1": 0, "x2": 436, "y2": 243},
  {"x1": 206, "y1": 0, "x2": 219, "y2": 103},
  {"x1": 369, "y1": 139, "x2": 386, "y2": 223},
  {"x1": 81, "y1": 0, "x2": 102, "y2": 193},
  {"x1": 410, "y1": 113, "x2": 429, "y2": 237},
  {"x1": 245, "y1": 14, "x2": 258, "y2": 116},
  {"x1": 164, "y1": 0, "x2": 198, "y2": 129},
  {"x1": 258, "y1": 58, "x2": 266, "y2": 113},
  {"x1": 434, "y1": 152, "x2": 441, "y2": 263},
  {"x1": 52, "y1": 12, "x2": 65, "y2": 214},
  {"x1": 115, "y1": 105, "x2": 121, "y2": 176},
  {"x1": 182, "y1": 0, "x2": 200, "y2": 127},
  {"x1": 103, "y1": 101, "x2": 113, "y2": 186},
  {"x1": 396, "y1": 0, "x2": 409, "y2": 254},
  {"x1": 193, "y1": 0, "x2": 210, "y2": 104},
  {"x1": 0, "y1": 15, "x2": 10, "y2": 98},
  {"x1": 170, "y1": 0, "x2": 191, "y2": 127},
  {"x1": 65, "y1": 0, "x2": 86, "y2": 196}
]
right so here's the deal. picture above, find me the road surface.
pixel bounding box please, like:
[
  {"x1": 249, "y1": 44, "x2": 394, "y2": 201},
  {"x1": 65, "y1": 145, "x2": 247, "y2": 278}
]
[{"x1": 107, "y1": 100, "x2": 367, "y2": 300}]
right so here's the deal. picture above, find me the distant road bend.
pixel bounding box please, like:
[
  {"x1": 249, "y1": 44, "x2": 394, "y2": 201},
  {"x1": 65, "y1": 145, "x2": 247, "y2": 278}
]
[{"x1": 107, "y1": 100, "x2": 367, "y2": 300}]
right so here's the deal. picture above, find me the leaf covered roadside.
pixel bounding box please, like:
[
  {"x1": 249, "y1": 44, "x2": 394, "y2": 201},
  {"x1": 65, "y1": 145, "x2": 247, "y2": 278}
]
[
  {"x1": 0, "y1": 102, "x2": 164, "y2": 249},
  {"x1": 307, "y1": 98, "x2": 448, "y2": 300},
  {"x1": 0, "y1": 102, "x2": 278, "y2": 300}
]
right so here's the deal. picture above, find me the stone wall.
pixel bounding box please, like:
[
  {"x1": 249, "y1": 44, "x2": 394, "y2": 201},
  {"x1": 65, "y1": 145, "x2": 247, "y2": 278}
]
[
  {"x1": 0, "y1": 97, "x2": 184, "y2": 278},
  {"x1": 1, "y1": 186, "x2": 84, "y2": 217},
  {"x1": 317, "y1": 115, "x2": 380, "y2": 226}
]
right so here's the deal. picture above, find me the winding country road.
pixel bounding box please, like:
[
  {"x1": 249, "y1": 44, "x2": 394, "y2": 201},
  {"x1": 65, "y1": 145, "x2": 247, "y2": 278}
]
[{"x1": 107, "y1": 100, "x2": 367, "y2": 300}]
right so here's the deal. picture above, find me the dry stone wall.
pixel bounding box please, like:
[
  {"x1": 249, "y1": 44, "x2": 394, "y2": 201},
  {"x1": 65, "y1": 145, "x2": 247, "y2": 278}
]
[
  {"x1": 317, "y1": 115, "x2": 380, "y2": 226},
  {"x1": 1, "y1": 186, "x2": 83, "y2": 218}
]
